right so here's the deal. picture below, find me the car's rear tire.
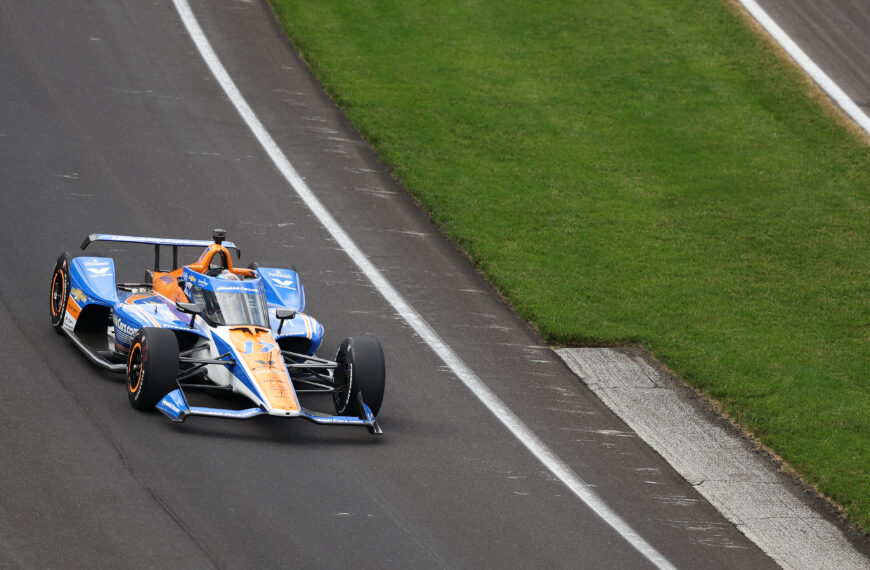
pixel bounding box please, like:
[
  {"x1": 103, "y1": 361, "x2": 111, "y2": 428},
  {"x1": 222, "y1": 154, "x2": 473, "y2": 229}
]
[
  {"x1": 127, "y1": 328, "x2": 179, "y2": 410},
  {"x1": 50, "y1": 252, "x2": 71, "y2": 334},
  {"x1": 333, "y1": 336, "x2": 385, "y2": 418}
]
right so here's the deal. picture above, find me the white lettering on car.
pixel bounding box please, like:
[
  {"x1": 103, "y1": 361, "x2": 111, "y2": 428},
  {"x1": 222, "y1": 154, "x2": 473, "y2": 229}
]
[{"x1": 115, "y1": 319, "x2": 138, "y2": 339}]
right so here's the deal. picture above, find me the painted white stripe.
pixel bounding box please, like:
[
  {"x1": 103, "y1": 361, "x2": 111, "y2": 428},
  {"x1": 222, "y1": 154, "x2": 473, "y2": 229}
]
[
  {"x1": 736, "y1": 0, "x2": 870, "y2": 136},
  {"x1": 170, "y1": 1, "x2": 674, "y2": 567},
  {"x1": 128, "y1": 304, "x2": 161, "y2": 328}
]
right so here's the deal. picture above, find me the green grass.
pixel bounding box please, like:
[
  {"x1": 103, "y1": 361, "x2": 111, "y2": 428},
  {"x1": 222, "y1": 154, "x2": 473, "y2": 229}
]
[{"x1": 268, "y1": 0, "x2": 870, "y2": 529}]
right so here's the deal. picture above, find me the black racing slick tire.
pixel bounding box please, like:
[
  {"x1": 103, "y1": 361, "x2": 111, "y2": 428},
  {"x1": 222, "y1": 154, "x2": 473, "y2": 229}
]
[
  {"x1": 333, "y1": 337, "x2": 385, "y2": 418},
  {"x1": 50, "y1": 252, "x2": 71, "y2": 334},
  {"x1": 127, "y1": 328, "x2": 179, "y2": 410}
]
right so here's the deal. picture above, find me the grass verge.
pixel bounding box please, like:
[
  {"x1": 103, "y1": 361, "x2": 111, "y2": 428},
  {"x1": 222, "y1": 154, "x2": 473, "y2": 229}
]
[{"x1": 268, "y1": 0, "x2": 870, "y2": 529}]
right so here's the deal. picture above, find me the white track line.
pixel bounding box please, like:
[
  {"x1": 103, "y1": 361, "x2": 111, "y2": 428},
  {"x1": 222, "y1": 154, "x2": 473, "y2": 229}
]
[
  {"x1": 736, "y1": 0, "x2": 870, "y2": 135},
  {"x1": 171, "y1": 0, "x2": 674, "y2": 567}
]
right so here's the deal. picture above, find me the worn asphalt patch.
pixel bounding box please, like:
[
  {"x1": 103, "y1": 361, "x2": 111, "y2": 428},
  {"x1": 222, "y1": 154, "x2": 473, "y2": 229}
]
[{"x1": 557, "y1": 347, "x2": 869, "y2": 570}]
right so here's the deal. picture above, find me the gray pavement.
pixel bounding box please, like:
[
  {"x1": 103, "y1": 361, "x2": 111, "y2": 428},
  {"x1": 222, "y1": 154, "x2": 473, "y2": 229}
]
[
  {"x1": 753, "y1": 0, "x2": 870, "y2": 112},
  {"x1": 0, "y1": 0, "x2": 861, "y2": 567}
]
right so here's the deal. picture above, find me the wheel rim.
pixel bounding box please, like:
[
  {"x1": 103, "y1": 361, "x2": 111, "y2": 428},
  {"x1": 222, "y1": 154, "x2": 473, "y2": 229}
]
[
  {"x1": 128, "y1": 343, "x2": 144, "y2": 394},
  {"x1": 334, "y1": 361, "x2": 353, "y2": 413},
  {"x1": 50, "y1": 269, "x2": 65, "y2": 317}
]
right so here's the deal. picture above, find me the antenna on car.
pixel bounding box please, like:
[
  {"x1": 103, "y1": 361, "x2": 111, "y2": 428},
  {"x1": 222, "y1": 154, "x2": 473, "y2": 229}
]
[{"x1": 213, "y1": 228, "x2": 226, "y2": 245}]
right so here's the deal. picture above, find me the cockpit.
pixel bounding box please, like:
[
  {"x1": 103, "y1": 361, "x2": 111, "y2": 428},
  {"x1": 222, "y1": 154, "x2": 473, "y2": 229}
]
[{"x1": 186, "y1": 276, "x2": 270, "y2": 327}]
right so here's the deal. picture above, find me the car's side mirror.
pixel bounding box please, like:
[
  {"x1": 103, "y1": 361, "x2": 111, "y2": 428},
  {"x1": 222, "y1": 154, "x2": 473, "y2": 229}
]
[
  {"x1": 176, "y1": 301, "x2": 204, "y2": 329},
  {"x1": 176, "y1": 301, "x2": 203, "y2": 315},
  {"x1": 275, "y1": 308, "x2": 296, "y2": 334}
]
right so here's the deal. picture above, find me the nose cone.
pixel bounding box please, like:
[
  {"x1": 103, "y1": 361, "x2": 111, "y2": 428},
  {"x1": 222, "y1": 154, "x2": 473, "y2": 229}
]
[{"x1": 229, "y1": 327, "x2": 299, "y2": 412}]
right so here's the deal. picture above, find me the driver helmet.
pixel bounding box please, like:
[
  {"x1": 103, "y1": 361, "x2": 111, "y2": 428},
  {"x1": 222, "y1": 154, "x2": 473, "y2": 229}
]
[{"x1": 216, "y1": 269, "x2": 240, "y2": 281}]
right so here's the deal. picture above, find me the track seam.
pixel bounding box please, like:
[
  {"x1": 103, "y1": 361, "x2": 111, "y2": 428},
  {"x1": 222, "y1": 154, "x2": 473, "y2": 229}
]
[{"x1": 170, "y1": 0, "x2": 675, "y2": 568}]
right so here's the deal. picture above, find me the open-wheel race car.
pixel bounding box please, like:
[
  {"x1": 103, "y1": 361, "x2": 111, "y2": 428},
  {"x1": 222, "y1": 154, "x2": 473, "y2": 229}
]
[{"x1": 49, "y1": 230, "x2": 384, "y2": 434}]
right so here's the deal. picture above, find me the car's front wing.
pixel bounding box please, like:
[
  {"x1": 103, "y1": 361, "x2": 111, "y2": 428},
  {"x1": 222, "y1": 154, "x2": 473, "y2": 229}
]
[{"x1": 156, "y1": 388, "x2": 382, "y2": 434}]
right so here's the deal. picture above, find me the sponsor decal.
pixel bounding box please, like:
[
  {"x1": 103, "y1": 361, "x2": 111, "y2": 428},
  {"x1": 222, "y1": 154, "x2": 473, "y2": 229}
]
[
  {"x1": 162, "y1": 401, "x2": 180, "y2": 414},
  {"x1": 307, "y1": 415, "x2": 366, "y2": 425},
  {"x1": 216, "y1": 284, "x2": 258, "y2": 293},
  {"x1": 66, "y1": 297, "x2": 82, "y2": 319},
  {"x1": 202, "y1": 409, "x2": 261, "y2": 418},
  {"x1": 84, "y1": 259, "x2": 108, "y2": 266},
  {"x1": 71, "y1": 288, "x2": 87, "y2": 303},
  {"x1": 88, "y1": 267, "x2": 111, "y2": 276},
  {"x1": 271, "y1": 278, "x2": 295, "y2": 289},
  {"x1": 115, "y1": 319, "x2": 138, "y2": 340},
  {"x1": 267, "y1": 270, "x2": 293, "y2": 278},
  {"x1": 98, "y1": 235, "x2": 234, "y2": 248}
]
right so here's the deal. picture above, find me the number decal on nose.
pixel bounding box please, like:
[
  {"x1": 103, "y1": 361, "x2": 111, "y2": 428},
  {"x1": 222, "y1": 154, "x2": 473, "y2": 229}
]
[{"x1": 243, "y1": 340, "x2": 276, "y2": 354}]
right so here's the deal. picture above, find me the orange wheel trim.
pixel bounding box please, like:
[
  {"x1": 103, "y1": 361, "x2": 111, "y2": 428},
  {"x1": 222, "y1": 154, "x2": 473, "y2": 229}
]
[{"x1": 129, "y1": 343, "x2": 144, "y2": 393}]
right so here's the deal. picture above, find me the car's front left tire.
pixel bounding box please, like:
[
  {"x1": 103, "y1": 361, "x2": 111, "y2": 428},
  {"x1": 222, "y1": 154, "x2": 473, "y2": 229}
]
[
  {"x1": 127, "y1": 328, "x2": 179, "y2": 410},
  {"x1": 49, "y1": 252, "x2": 71, "y2": 334}
]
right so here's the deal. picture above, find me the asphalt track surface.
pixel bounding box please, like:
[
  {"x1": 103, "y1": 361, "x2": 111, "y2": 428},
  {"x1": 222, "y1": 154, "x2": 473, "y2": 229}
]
[
  {"x1": 754, "y1": 0, "x2": 870, "y2": 116},
  {"x1": 0, "y1": 1, "x2": 854, "y2": 568}
]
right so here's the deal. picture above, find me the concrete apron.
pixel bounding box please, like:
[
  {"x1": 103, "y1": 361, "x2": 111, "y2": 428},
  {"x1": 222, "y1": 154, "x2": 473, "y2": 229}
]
[{"x1": 557, "y1": 347, "x2": 869, "y2": 570}]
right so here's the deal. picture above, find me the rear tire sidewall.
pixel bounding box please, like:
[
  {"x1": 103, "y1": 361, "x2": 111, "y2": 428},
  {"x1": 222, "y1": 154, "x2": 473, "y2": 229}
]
[
  {"x1": 333, "y1": 337, "x2": 385, "y2": 418},
  {"x1": 50, "y1": 252, "x2": 71, "y2": 333},
  {"x1": 127, "y1": 328, "x2": 179, "y2": 410}
]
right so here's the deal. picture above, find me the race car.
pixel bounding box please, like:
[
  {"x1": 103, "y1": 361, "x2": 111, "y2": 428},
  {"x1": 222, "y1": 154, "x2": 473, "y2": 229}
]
[{"x1": 49, "y1": 230, "x2": 384, "y2": 434}]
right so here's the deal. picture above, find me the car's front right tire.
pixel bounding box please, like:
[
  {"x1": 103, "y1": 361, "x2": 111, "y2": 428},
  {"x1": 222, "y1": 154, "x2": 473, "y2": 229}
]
[
  {"x1": 127, "y1": 328, "x2": 179, "y2": 410},
  {"x1": 333, "y1": 336, "x2": 385, "y2": 418}
]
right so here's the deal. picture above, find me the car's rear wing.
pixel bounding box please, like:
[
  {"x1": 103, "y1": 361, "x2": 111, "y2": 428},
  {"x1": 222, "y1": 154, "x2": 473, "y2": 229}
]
[{"x1": 81, "y1": 233, "x2": 241, "y2": 272}]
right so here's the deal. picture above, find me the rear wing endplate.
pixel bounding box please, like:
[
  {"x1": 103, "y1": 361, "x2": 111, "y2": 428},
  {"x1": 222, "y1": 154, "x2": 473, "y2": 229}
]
[{"x1": 81, "y1": 233, "x2": 241, "y2": 272}]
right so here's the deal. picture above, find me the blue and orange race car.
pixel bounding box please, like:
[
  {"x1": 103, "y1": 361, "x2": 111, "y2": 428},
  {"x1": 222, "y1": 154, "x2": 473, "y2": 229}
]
[{"x1": 49, "y1": 230, "x2": 384, "y2": 434}]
